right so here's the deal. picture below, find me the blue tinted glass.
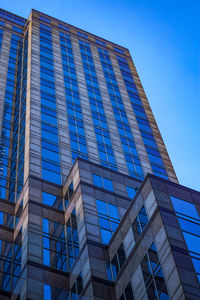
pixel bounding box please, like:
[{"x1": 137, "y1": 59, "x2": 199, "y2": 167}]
[
  {"x1": 126, "y1": 186, "x2": 136, "y2": 198},
  {"x1": 110, "y1": 221, "x2": 119, "y2": 232},
  {"x1": 43, "y1": 219, "x2": 49, "y2": 233},
  {"x1": 103, "y1": 178, "x2": 113, "y2": 192},
  {"x1": 93, "y1": 174, "x2": 102, "y2": 187},
  {"x1": 191, "y1": 257, "x2": 200, "y2": 274},
  {"x1": 44, "y1": 284, "x2": 52, "y2": 300},
  {"x1": 96, "y1": 200, "x2": 108, "y2": 215},
  {"x1": 178, "y1": 218, "x2": 200, "y2": 236},
  {"x1": 183, "y1": 232, "x2": 200, "y2": 254},
  {"x1": 107, "y1": 263, "x2": 112, "y2": 281},
  {"x1": 0, "y1": 212, "x2": 3, "y2": 224},
  {"x1": 100, "y1": 228, "x2": 112, "y2": 244},
  {"x1": 99, "y1": 217, "x2": 110, "y2": 230},
  {"x1": 42, "y1": 192, "x2": 57, "y2": 206},
  {"x1": 43, "y1": 249, "x2": 50, "y2": 266},
  {"x1": 159, "y1": 291, "x2": 170, "y2": 300},
  {"x1": 107, "y1": 204, "x2": 119, "y2": 220},
  {"x1": 42, "y1": 169, "x2": 61, "y2": 185},
  {"x1": 43, "y1": 237, "x2": 49, "y2": 248},
  {"x1": 170, "y1": 196, "x2": 199, "y2": 220},
  {"x1": 111, "y1": 264, "x2": 117, "y2": 279}
]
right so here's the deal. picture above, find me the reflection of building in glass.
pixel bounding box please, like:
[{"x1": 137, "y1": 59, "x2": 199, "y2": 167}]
[{"x1": 0, "y1": 8, "x2": 199, "y2": 299}]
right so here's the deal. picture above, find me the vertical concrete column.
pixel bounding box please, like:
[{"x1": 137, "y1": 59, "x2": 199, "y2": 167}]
[
  {"x1": 110, "y1": 54, "x2": 152, "y2": 176},
  {"x1": 90, "y1": 45, "x2": 128, "y2": 175},
  {"x1": 24, "y1": 18, "x2": 42, "y2": 184},
  {"x1": 71, "y1": 35, "x2": 100, "y2": 164},
  {"x1": 127, "y1": 56, "x2": 178, "y2": 183},
  {"x1": 21, "y1": 16, "x2": 43, "y2": 300},
  {"x1": 51, "y1": 25, "x2": 72, "y2": 183},
  {"x1": 0, "y1": 30, "x2": 11, "y2": 136}
]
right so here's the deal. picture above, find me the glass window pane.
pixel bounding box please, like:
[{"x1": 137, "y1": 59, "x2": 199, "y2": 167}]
[
  {"x1": 92, "y1": 174, "x2": 102, "y2": 188},
  {"x1": 99, "y1": 217, "x2": 110, "y2": 230},
  {"x1": 42, "y1": 192, "x2": 57, "y2": 206},
  {"x1": 44, "y1": 284, "x2": 52, "y2": 300},
  {"x1": 103, "y1": 177, "x2": 113, "y2": 191},
  {"x1": 170, "y1": 196, "x2": 199, "y2": 220},
  {"x1": 183, "y1": 232, "x2": 200, "y2": 254},
  {"x1": 179, "y1": 218, "x2": 200, "y2": 236},
  {"x1": 108, "y1": 203, "x2": 119, "y2": 220},
  {"x1": 126, "y1": 186, "x2": 136, "y2": 198},
  {"x1": 110, "y1": 221, "x2": 119, "y2": 232},
  {"x1": 96, "y1": 199, "x2": 108, "y2": 215},
  {"x1": 100, "y1": 228, "x2": 112, "y2": 244},
  {"x1": 191, "y1": 257, "x2": 200, "y2": 274}
]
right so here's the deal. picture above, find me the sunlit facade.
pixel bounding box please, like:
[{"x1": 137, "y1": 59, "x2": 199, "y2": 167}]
[{"x1": 0, "y1": 8, "x2": 199, "y2": 300}]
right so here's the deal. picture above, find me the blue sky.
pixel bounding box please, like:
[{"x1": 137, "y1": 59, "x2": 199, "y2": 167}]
[{"x1": 1, "y1": 0, "x2": 199, "y2": 190}]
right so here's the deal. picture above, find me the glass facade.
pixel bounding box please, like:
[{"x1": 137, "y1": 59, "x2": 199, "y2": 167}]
[
  {"x1": 170, "y1": 196, "x2": 200, "y2": 281},
  {"x1": 59, "y1": 32, "x2": 88, "y2": 164},
  {"x1": 116, "y1": 56, "x2": 168, "y2": 180},
  {"x1": 40, "y1": 23, "x2": 62, "y2": 184},
  {"x1": 96, "y1": 199, "x2": 120, "y2": 244},
  {"x1": 98, "y1": 48, "x2": 144, "y2": 180},
  {"x1": 79, "y1": 40, "x2": 117, "y2": 170},
  {"x1": 141, "y1": 243, "x2": 169, "y2": 299}
]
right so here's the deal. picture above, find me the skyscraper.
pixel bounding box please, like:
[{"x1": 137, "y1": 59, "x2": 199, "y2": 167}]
[{"x1": 0, "y1": 8, "x2": 199, "y2": 300}]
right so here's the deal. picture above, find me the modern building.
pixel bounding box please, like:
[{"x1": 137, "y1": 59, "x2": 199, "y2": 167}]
[{"x1": 0, "y1": 8, "x2": 199, "y2": 300}]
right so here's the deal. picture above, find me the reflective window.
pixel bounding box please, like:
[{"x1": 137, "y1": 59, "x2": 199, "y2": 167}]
[
  {"x1": 119, "y1": 282, "x2": 134, "y2": 300},
  {"x1": 107, "y1": 243, "x2": 126, "y2": 280},
  {"x1": 116, "y1": 55, "x2": 168, "y2": 180},
  {"x1": 44, "y1": 283, "x2": 69, "y2": 300},
  {"x1": 98, "y1": 48, "x2": 144, "y2": 180},
  {"x1": 96, "y1": 199, "x2": 120, "y2": 244},
  {"x1": 66, "y1": 209, "x2": 79, "y2": 270},
  {"x1": 43, "y1": 219, "x2": 67, "y2": 271},
  {"x1": 170, "y1": 195, "x2": 200, "y2": 281},
  {"x1": 42, "y1": 192, "x2": 62, "y2": 209},
  {"x1": 126, "y1": 186, "x2": 136, "y2": 198},
  {"x1": 170, "y1": 196, "x2": 199, "y2": 220},
  {"x1": 65, "y1": 182, "x2": 73, "y2": 209},
  {"x1": 132, "y1": 206, "x2": 148, "y2": 241},
  {"x1": 79, "y1": 40, "x2": 117, "y2": 170},
  {"x1": 141, "y1": 243, "x2": 169, "y2": 299},
  {"x1": 92, "y1": 174, "x2": 113, "y2": 192}
]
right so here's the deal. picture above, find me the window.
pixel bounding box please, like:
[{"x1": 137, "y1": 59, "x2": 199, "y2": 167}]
[
  {"x1": 92, "y1": 174, "x2": 113, "y2": 192},
  {"x1": 107, "y1": 243, "x2": 126, "y2": 280},
  {"x1": 96, "y1": 39, "x2": 106, "y2": 46},
  {"x1": 114, "y1": 47, "x2": 124, "y2": 54},
  {"x1": 43, "y1": 219, "x2": 67, "y2": 271},
  {"x1": 126, "y1": 186, "x2": 136, "y2": 198},
  {"x1": 71, "y1": 273, "x2": 83, "y2": 299},
  {"x1": 44, "y1": 284, "x2": 69, "y2": 300},
  {"x1": 66, "y1": 209, "x2": 79, "y2": 270},
  {"x1": 132, "y1": 206, "x2": 148, "y2": 241},
  {"x1": 119, "y1": 282, "x2": 134, "y2": 300},
  {"x1": 170, "y1": 195, "x2": 200, "y2": 281},
  {"x1": 96, "y1": 199, "x2": 120, "y2": 244},
  {"x1": 42, "y1": 192, "x2": 62, "y2": 208},
  {"x1": 40, "y1": 15, "x2": 50, "y2": 23},
  {"x1": 77, "y1": 31, "x2": 88, "y2": 39},
  {"x1": 141, "y1": 243, "x2": 169, "y2": 299},
  {"x1": 65, "y1": 182, "x2": 74, "y2": 209}
]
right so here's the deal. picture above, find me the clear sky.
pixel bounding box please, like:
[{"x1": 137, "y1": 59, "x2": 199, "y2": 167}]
[{"x1": 0, "y1": 0, "x2": 199, "y2": 191}]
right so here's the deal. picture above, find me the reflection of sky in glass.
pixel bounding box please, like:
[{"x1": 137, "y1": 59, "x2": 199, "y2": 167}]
[
  {"x1": 170, "y1": 196, "x2": 199, "y2": 220},
  {"x1": 170, "y1": 195, "x2": 200, "y2": 281},
  {"x1": 44, "y1": 284, "x2": 51, "y2": 300}
]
